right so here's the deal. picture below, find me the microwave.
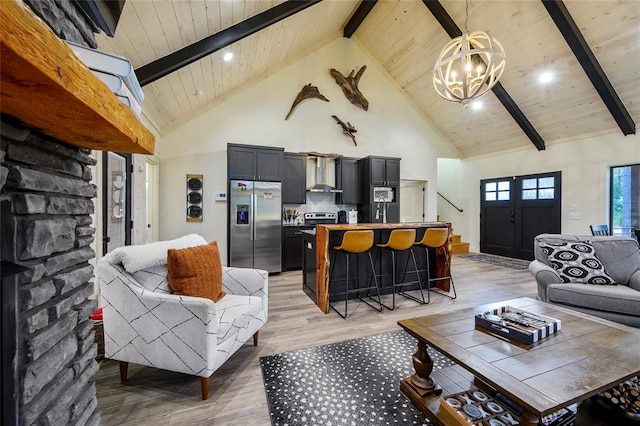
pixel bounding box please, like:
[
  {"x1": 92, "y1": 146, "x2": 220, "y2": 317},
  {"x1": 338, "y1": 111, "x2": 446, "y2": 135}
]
[{"x1": 373, "y1": 187, "x2": 394, "y2": 202}]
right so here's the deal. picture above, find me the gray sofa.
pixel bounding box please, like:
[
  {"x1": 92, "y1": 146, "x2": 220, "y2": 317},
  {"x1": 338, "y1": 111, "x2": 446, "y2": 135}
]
[{"x1": 529, "y1": 234, "x2": 640, "y2": 327}]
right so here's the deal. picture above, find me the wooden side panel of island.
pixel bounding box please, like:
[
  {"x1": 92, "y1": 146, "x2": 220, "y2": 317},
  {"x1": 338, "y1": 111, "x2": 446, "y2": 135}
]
[{"x1": 315, "y1": 222, "x2": 451, "y2": 314}]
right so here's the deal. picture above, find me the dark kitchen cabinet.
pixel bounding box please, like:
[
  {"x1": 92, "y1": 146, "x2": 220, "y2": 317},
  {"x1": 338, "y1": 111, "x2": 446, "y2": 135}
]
[
  {"x1": 228, "y1": 143, "x2": 284, "y2": 181},
  {"x1": 366, "y1": 156, "x2": 400, "y2": 186},
  {"x1": 282, "y1": 227, "x2": 313, "y2": 271},
  {"x1": 359, "y1": 156, "x2": 401, "y2": 223},
  {"x1": 335, "y1": 156, "x2": 360, "y2": 205},
  {"x1": 283, "y1": 152, "x2": 307, "y2": 204}
]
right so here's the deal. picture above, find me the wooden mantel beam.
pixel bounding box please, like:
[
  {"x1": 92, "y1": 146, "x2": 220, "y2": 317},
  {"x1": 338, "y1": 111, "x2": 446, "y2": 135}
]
[{"x1": 0, "y1": 0, "x2": 154, "y2": 155}]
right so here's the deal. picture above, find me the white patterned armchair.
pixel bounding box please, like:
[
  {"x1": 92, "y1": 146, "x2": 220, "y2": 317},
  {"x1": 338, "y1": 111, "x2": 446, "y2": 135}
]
[{"x1": 95, "y1": 235, "x2": 268, "y2": 399}]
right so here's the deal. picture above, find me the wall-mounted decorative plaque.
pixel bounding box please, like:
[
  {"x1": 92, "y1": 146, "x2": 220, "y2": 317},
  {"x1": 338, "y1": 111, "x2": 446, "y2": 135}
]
[{"x1": 186, "y1": 174, "x2": 203, "y2": 222}]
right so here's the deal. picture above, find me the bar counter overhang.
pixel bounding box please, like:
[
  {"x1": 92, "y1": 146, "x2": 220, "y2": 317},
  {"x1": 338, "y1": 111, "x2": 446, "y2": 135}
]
[{"x1": 308, "y1": 222, "x2": 452, "y2": 314}]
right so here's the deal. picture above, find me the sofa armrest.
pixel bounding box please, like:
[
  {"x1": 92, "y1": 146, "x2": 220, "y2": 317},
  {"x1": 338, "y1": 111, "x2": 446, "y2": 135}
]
[
  {"x1": 222, "y1": 267, "x2": 268, "y2": 297},
  {"x1": 629, "y1": 269, "x2": 640, "y2": 292},
  {"x1": 222, "y1": 267, "x2": 268, "y2": 316},
  {"x1": 529, "y1": 260, "x2": 562, "y2": 301}
]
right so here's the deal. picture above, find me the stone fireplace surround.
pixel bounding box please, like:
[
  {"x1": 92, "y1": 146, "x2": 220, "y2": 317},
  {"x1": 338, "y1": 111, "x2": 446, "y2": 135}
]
[{"x1": 1, "y1": 1, "x2": 105, "y2": 424}]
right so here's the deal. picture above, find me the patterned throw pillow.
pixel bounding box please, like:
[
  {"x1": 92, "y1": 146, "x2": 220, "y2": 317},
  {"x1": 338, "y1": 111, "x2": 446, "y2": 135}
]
[{"x1": 538, "y1": 241, "x2": 615, "y2": 285}]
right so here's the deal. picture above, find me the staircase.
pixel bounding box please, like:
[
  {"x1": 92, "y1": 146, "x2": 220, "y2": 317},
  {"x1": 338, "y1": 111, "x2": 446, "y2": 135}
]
[
  {"x1": 437, "y1": 216, "x2": 470, "y2": 254},
  {"x1": 450, "y1": 233, "x2": 470, "y2": 255},
  {"x1": 449, "y1": 235, "x2": 469, "y2": 254}
]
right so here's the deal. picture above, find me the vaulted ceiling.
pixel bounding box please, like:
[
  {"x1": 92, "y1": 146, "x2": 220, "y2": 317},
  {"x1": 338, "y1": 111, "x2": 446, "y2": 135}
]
[{"x1": 95, "y1": 0, "x2": 639, "y2": 159}]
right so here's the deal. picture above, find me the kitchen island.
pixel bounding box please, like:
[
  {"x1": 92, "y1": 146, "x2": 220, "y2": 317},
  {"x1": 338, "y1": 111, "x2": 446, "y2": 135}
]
[{"x1": 302, "y1": 222, "x2": 451, "y2": 314}]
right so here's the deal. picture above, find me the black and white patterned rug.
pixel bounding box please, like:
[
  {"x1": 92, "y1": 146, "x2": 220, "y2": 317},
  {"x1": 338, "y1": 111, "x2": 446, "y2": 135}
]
[
  {"x1": 260, "y1": 330, "x2": 455, "y2": 426},
  {"x1": 458, "y1": 253, "x2": 531, "y2": 270}
]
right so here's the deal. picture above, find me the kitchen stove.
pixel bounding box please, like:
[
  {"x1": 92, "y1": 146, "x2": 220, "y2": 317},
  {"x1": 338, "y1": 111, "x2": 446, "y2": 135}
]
[{"x1": 304, "y1": 212, "x2": 337, "y2": 225}]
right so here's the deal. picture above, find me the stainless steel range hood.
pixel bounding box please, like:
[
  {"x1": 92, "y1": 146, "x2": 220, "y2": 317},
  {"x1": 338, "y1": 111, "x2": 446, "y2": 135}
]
[{"x1": 307, "y1": 156, "x2": 342, "y2": 193}]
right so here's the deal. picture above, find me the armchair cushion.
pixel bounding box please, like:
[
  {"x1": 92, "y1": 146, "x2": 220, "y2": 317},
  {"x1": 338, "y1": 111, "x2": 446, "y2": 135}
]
[
  {"x1": 547, "y1": 283, "x2": 640, "y2": 316},
  {"x1": 538, "y1": 241, "x2": 614, "y2": 285},
  {"x1": 167, "y1": 241, "x2": 226, "y2": 302},
  {"x1": 590, "y1": 239, "x2": 640, "y2": 285}
]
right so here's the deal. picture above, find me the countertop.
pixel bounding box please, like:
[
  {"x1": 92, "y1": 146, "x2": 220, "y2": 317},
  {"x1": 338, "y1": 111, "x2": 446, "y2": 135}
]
[{"x1": 316, "y1": 221, "x2": 448, "y2": 231}]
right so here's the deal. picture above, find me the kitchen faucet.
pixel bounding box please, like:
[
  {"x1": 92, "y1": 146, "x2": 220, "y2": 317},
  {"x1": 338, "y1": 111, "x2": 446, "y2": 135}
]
[{"x1": 376, "y1": 196, "x2": 387, "y2": 223}]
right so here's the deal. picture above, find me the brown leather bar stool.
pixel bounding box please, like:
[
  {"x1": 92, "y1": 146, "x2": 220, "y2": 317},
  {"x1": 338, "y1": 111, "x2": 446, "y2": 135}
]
[
  {"x1": 329, "y1": 230, "x2": 382, "y2": 318},
  {"x1": 376, "y1": 229, "x2": 426, "y2": 310},
  {"x1": 414, "y1": 227, "x2": 456, "y2": 300}
]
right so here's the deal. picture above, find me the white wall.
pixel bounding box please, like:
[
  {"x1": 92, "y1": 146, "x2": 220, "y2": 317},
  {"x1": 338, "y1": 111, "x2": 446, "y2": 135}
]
[
  {"x1": 160, "y1": 38, "x2": 456, "y2": 263},
  {"x1": 438, "y1": 133, "x2": 640, "y2": 252}
]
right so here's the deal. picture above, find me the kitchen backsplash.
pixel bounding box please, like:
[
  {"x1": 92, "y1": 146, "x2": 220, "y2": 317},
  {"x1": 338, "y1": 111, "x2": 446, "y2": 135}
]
[{"x1": 283, "y1": 193, "x2": 356, "y2": 224}]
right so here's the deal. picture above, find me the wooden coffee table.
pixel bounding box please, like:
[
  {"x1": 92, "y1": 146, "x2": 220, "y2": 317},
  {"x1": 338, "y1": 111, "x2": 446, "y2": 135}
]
[{"x1": 398, "y1": 297, "x2": 640, "y2": 424}]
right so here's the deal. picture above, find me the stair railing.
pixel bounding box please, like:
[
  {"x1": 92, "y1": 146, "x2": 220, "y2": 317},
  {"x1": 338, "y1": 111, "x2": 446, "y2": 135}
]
[{"x1": 438, "y1": 192, "x2": 463, "y2": 213}]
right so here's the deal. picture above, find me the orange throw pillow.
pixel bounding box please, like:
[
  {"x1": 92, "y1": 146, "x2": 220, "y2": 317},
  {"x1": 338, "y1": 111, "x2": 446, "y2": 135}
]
[{"x1": 167, "y1": 241, "x2": 226, "y2": 302}]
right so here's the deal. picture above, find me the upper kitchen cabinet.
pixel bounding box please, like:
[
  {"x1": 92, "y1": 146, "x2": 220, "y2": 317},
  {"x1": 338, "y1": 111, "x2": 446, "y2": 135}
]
[
  {"x1": 335, "y1": 157, "x2": 360, "y2": 205},
  {"x1": 228, "y1": 143, "x2": 284, "y2": 181},
  {"x1": 365, "y1": 156, "x2": 401, "y2": 186},
  {"x1": 283, "y1": 152, "x2": 307, "y2": 204}
]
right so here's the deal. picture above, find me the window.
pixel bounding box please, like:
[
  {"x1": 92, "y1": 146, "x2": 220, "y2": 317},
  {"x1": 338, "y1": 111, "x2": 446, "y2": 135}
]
[
  {"x1": 522, "y1": 176, "x2": 555, "y2": 200},
  {"x1": 610, "y1": 164, "x2": 640, "y2": 237},
  {"x1": 485, "y1": 180, "x2": 510, "y2": 201}
]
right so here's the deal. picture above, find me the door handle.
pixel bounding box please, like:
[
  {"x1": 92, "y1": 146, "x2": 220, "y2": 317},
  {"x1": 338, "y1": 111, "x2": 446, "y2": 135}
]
[
  {"x1": 250, "y1": 194, "x2": 256, "y2": 241},
  {"x1": 103, "y1": 236, "x2": 111, "y2": 243}
]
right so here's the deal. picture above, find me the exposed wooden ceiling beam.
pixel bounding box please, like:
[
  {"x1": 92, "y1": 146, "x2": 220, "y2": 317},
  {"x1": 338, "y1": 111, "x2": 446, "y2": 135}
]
[
  {"x1": 136, "y1": 0, "x2": 322, "y2": 87},
  {"x1": 422, "y1": 0, "x2": 546, "y2": 151},
  {"x1": 343, "y1": 0, "x2": 377, "y2": 38},
  {"x1": 542, "y1": 0, "x2": 635, "y2": 136}
]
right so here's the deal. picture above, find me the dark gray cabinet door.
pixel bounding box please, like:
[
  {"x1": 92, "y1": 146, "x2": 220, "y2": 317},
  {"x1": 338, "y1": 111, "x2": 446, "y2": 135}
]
[
  {"x1": 228, "y1": 144, "x2": 283, "y2": 181},
  {"x1": 228, "y1": 145, "x2": 257, "y2": 180},
  {"x1": 283, "y1": 153, "x2": 306, "y2": 204},
  {"x1": 283, "y1": 228, "x2": 305, "y2": 270},
  {"x1": 367, "y1": 156, "x2": 400, "y2": 186},
  {"x1": 385, "y1": 159, "x2": 400, "y2": 186},
  {"x1": 370, "y1": 157, "x2": 388, "y2": 185},
  {"x1": 336, "y1": 157, "x2": 360, "y2": 204},
  {"x1": 257, "y1": 149, "x2": 283, "y2": 181}
]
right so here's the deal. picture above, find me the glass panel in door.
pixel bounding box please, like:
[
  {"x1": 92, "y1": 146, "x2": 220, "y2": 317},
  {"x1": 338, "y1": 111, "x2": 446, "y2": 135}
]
[{"x1": 103, "y1": 152, "x2": 131, "y2": 255}]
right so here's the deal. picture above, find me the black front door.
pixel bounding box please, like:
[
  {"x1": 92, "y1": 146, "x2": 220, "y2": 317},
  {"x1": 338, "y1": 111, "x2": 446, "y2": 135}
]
[{"x1": 480, "y1": 172, "x2": 561, "y2": 260}]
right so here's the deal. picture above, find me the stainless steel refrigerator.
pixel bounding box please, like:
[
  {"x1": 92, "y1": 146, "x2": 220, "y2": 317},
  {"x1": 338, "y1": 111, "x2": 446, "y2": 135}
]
[{"x1": 229, "y1": 180, "x2": 282, "y2": 273}]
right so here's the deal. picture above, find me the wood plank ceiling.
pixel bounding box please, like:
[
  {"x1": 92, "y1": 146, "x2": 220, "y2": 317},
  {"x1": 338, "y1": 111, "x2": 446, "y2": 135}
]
[{"x1": 96, "y1": 0, "x2": 639, "y2": 159}]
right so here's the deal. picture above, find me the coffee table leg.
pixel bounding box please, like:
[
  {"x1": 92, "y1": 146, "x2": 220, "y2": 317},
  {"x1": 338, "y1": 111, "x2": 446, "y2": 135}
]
[
  {"x1": 520, "y1": 411, "x2": 539, "y2": 425},
  {"x1": 408, "y1": 340, "x2": 442, "y2": 397}
]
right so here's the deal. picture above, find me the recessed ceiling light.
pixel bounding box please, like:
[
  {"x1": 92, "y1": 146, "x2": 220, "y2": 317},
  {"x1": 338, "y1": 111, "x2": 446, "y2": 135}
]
[
  {"x1": 470, "y1": 100, "x2": 483, "y2": 110},
  {"x1": 539, "y1": 72, "x2": 553, "y2": 84},
  {"x1": 223, "y1": 52, "x2": 234, "y2": 62},
  {"x1": 194, "y1": 89, "x2": 203, "y2": 97}
]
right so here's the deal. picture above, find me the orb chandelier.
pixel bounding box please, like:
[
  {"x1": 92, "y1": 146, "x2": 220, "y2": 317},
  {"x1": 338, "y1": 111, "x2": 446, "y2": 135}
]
[{"x1": 433, "y1": 1, "x2": 506, "y2": 105}]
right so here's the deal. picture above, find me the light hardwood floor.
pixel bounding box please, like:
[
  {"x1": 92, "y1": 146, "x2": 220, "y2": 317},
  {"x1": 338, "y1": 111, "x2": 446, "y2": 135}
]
[{"x1": 92, "y1": 256, "x2": 595, "y2": 425}]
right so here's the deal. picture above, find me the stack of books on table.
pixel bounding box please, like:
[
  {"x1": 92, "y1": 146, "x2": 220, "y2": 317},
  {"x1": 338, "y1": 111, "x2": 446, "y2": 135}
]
[{"x1": 66, "y1": 41, "x2": 144, "y2": 118}]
